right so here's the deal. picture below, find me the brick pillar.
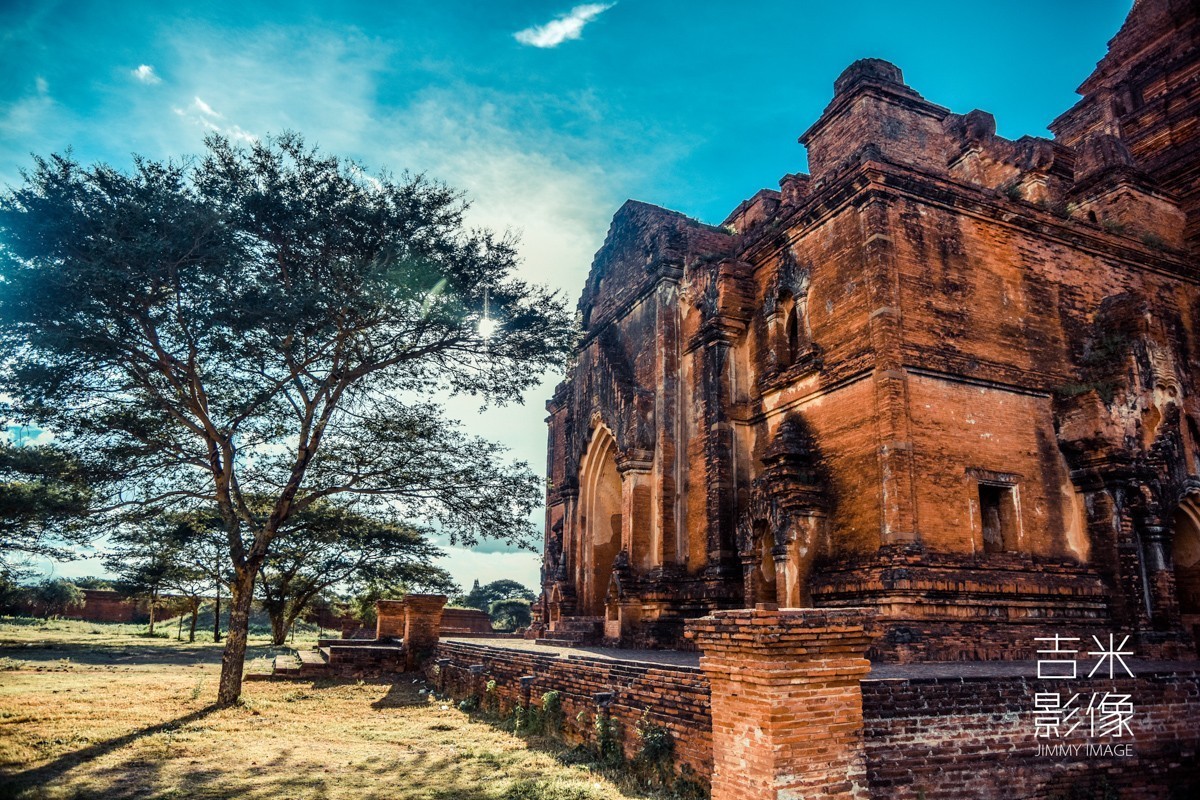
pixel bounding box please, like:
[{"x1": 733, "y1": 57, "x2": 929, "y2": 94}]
[
  {"x1": 686, "y1": 605, "x2": 875, "y2": 800},
  {"x1": 402, "y1": 593, "x2": 447, "y2": 672},
  {"x1": 375, "y1": 599, "x2": 406, "y2": 639}
]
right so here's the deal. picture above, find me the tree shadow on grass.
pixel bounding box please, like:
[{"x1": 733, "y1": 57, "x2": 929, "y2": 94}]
[
  {"x1": 0, "y1": 704, "x2": 222, "y2": 798},
  {"x1": 369, "y1": 676, "x2": 435, "y2": 710},
  {"x1": 0, "y1": 639, "x2": 289, "y2": 670}
]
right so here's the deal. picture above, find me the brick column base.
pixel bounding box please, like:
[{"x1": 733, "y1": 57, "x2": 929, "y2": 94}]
[
  {"x1": 376, "y1": 599, "x2": 406, "y2": 640},
  {"x1": 401, "y1": 594, "x2": 447, "y2": 672},
  {"x1": 686, "y1": 605, "x2": 875, "y2": 800}
]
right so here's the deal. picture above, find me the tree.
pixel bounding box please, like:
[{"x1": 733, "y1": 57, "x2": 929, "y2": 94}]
[
  {"x1": 105, "y1": 521, "x2": 182, "y2": 635},
  {"x1": 166, "y1": 511, "x2": 231, "y2": 642},
  {"x1": 0, "y1": 134, "x2": 573, "y2": 704},
  {"x1": 462, "y1": 579, "x2": 536, "y2": 612},
  {"x1": 489, "y1": 598, "x2": 532, "y2": 631},
  {"x1": 0, "y1": 442, "x2": 92, "y2": 581},
  {"x1": 29, "y1": 578, "x2": 84, "y2": 619},
  {"x1": 251, "y1": 501, "x2": 458, "y2": 645}
]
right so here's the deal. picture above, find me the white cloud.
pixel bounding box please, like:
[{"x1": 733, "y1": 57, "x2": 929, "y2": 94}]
[
  {"x1": 131, "y1": 64, "x2": 161, "y2": 84},
  {"x1": 192, "y1": 96, "x2": 221, "y2": 117},
  {"x1": 436, "y1": 545, "x2": 541, "y2": 592},
  {"x1": 35, "y1": 76, "x2": 49, "y2": 94},
  {"x1": 173, "y1": 98, "x2": 256, "y2": 142},
  {"x1": 514, "y1": 3, "x2": 614, "y2": 48}
]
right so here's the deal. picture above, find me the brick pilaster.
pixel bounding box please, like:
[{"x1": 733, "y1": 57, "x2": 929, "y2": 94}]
[
  {"x1": 402, "y1": 594, "x2": 447, "y2": 671},
  {"x1": 375, "y1": 599, "x2": 406, "y2": 640},
  {"x1": 686, "y1": 605, "x2": 875, "y2": 800}
]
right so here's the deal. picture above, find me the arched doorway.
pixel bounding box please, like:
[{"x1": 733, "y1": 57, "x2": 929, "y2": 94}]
[
  {"x1": 1173, "y1": 497, "x2": 1200, "y2": 641},
  {"x1": 578, "y1": 427, "x2": 622, "y2": 616}
]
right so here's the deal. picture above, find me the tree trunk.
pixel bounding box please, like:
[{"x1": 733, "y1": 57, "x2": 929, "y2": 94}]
[
  {"x1": 148, "y1": 594, "x2": 156, "y2": 635},
  {"x1": 213, "y1": 581, "x2": 221, "y2": 643},
  {"x1": 268, "y1": 605, "x2": 288, "y2": 647},
  {"x1": 216, "y1": 570, "x2": 255, "y2": 706},
  {"x1": 189, "y1": 598, "x2": 199, "y2": 643},
  {"x1": 177, "y1": 610, "x2": 184, "y2": 640}
]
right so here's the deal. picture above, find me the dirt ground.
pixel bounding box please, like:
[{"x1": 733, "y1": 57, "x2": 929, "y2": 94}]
[{"x1": 0, "y1": 618, "x2": 646, "y2": 799}]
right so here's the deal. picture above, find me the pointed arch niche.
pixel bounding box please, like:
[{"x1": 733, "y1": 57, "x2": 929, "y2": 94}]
[
  {"x1": 576, "y1": 426, "x2": 623, "y2": 615},
  {"x1": 1172, "y1": 495, "x2": 1200, "y2": 639}
]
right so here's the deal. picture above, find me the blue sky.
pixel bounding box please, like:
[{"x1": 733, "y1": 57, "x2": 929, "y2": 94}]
[{"x1": 1, "y1": 0, "x2": 1132, "y2": 590}]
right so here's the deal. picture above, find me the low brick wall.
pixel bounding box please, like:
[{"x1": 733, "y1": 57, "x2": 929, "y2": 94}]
[
  {"x1": 326, "y1": 644, "x2": 406, "y2": 676},
  {"x1": 441, "y1": 608, "x2": 493, "y2": 634},
  {"x1": 427, "y1": 638, "x2": 1200, "y2": 798},
  {"x1": 427, "y1": 641, "x2": 713, "y2": 780},
  {"x1": 862, "y1": 668, "x2": 1200, "y2": 799}
]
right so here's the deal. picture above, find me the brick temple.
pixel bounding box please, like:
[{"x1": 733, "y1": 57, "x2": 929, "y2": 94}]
[{"x1": 534, "y1": 0, "x2": 1200, "y2": 662}]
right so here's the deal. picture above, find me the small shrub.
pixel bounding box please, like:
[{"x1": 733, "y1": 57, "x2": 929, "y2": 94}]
[
  {"x1": 593, "y1": 712, "x2": 622, "y2": 767},
  {"x1": 458, "y1": 696, "x2": 480, "y2": 713},
  {"x1": 1140, "y1": 231, "x2": 1167, "y2": 250},
  {"x1": 484, "y1": 678, "x2": 500, "y2": 716},
  {"x1": 540, "y1": 690, "x2": 563, "y2": 737}
]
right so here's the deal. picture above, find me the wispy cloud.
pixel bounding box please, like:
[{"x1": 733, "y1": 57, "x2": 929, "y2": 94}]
[
  {"x1": 192, "y1": 96, "x2": 220, "y2": 117},
  {"x1": 514, "y1": 3, "x2": 614, "y2": 48},
  {"x1": 130, "y1": 64, "x2": 161, "y2": 84},
  {"x1": 174, "y1": 97, "x2": 256, "y2": 142}
]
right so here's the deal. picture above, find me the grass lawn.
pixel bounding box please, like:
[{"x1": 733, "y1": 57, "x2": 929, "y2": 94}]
[{"x1": 0, "y1": 618, "x2": 653, "y2": 800}]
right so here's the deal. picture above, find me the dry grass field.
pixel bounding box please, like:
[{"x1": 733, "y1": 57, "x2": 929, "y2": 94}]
[{"x1": 0, "y1": 618, "x2": 650, "y2": 800}]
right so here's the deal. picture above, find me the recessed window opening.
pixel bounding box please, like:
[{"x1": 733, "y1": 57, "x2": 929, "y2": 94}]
[{"x1": 979, "y1": 483, "x2": 1019, "y2": 553}]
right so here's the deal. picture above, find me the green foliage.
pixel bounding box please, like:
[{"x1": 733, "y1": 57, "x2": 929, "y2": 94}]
[
  {"x1": 70, "y1": 576, "x2": 114, "y2": 590},
  {"x1": 490, "y1": 598, "x2": 532, "y2": 631},
  {"x1": 0, "y1": 442, "x2": 93, "y2": 580},
  {"x1": 1140, "y1": 231, "x2": 1167, "y2": 250},
  {"x1": 484, "y1": 678, "x2": 500, "y2": 716},
  {"x1": 28, "y1": 578, "x2": 84, "y2": 618},
  {"x1": 1057, "y1": 330, "x2": 1132, "y2": 405},
  {"x1": 458, "y1": 695, "x2": 480, "y2": 713},
  {"x1": 209, "y1": 498, "x2": 459, "y2": 644},
  {"x1": 457, "y1": 579, "x2": 536, "y2": 613},
  {"x1": 592, "y1": 712, "x2": 623, "y2": 767}
]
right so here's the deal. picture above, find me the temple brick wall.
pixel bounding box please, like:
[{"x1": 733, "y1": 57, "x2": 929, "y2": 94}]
[{"x1": 537, "y1": 0, "x2": 1200, "y2": 661}]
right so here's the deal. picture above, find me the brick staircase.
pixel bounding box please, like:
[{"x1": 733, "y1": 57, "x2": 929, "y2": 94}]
[
  {"x1": 538, "y1": 615, "x2": 604, "y2": 647},
  {"x1": 271, "y1": 646, "x2": 332, "y2": 678}
]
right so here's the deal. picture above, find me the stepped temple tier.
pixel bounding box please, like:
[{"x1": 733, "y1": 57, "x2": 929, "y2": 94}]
[{"x1": 531, "y1": 0, "x2": 1200, "y2": 662}]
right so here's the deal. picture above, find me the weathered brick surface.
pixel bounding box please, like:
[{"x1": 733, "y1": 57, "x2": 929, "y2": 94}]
[
  {"x1": 429, "y1": 636, "x2": 1200, "y2": 799},
  {"x1": 427, "y1": 640, "x2": 713, "y2": 780},
  {"x1": 861, "y1": 668, "x2": 1200, "y2": 798},
  {"x1": 687, "y1": 607, "x2": 875, "y2": 800}
]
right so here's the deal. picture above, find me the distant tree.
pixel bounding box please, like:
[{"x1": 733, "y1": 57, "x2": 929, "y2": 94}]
[
  {"x1": 71, "y1": 576, "x2": 114, "y2": 590},
  {"x1": 29, "y1": 578, "x2": 84, "y2": 619},
  {"x1": 161, "y1": 556, "x2": 211, "y2": 644},
  {"x1": 105, "y1": 520, "x2": 186, "y2": 635},
  {"x1": 489, "y1": 598, "x2": 532, "y2": 631},
  {"x1": 463, "y1": 579, "x2": 536, "y2": 612},
  {"x1": 0, "y1": 442, "x2": 92, "y2": 581},
  {"x1": 252, "y1": 502, "x2": 458, "y2": 645},
  {"x1": 350, "y1": 581, "x2": 408, "y2": 630},
  {"x1": 168, "y1": 511, "x2": 231, "y2": 642},
  {"x1": 0, "y1": 134, "x2": 573, "y2": 704}
]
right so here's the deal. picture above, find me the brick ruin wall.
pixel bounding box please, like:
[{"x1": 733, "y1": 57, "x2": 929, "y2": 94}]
[
  {"x1": 428, "y1": 641, "x2": 1200, "y2": 797},
  {"x1": 428, "y1": 641, "x2": 713, "y2": 780}
]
